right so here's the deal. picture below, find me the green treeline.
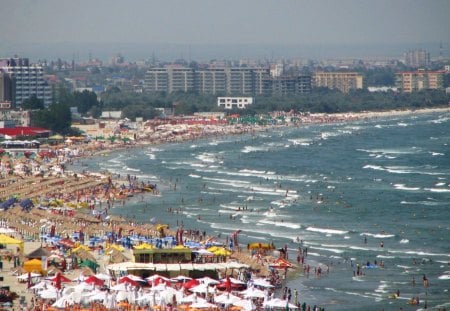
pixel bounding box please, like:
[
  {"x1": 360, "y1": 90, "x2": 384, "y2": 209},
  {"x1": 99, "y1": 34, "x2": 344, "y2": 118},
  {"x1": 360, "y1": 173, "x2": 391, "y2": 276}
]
[{"x1": 29, "y1": 86, "x2": 450, "y2": 134}]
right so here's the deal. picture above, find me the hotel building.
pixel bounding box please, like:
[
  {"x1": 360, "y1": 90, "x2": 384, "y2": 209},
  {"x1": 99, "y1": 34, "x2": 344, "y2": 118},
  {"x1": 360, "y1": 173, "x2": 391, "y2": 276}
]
[
  {"x1": 0, "y1": 58, "x2": 52, "y2": 108},
  {"x1": 313, "y1": 72, "x2": 364, "y2": 94},
  {"x1": 395, "y1": 70, "x2": 445, "y2": 93}
]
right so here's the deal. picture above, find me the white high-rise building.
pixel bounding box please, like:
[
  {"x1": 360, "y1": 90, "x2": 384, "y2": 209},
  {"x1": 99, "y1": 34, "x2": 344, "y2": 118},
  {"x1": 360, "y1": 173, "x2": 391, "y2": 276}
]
[{"x1": 0, "y1": 58, "x2": 52, "y2": 108}]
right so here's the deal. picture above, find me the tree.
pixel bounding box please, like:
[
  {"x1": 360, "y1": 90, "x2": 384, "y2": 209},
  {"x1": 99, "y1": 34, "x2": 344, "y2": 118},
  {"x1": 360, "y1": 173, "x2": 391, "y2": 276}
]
[
  {"x1": 74, "y1": 90, "x2": 99, "y2": 114},
  {"x1": 21, "y1": 95, "x2": 44, "y2": 110},
  {"x1": 31, "y1": 103, "x2": 72, "y2": 134}
]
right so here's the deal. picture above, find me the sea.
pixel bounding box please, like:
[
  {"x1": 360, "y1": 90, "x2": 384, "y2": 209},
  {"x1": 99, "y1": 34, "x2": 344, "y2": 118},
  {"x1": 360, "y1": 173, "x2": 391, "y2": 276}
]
[{"x1": 70, "y1": 111, "x2": 450, "y2": 311}]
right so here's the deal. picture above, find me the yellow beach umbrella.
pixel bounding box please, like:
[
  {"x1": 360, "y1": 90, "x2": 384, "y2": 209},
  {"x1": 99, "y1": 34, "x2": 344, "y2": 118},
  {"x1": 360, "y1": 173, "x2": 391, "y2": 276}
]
[
  {"x1": 72, "y1": 245, "x2": 91, "y2": 252},
  {"x1": 134, "y1": 243, "x2": 154, "y2": 250},
  {"x1": 214, "y1": 248, "x2": 231, "y2": 256}
]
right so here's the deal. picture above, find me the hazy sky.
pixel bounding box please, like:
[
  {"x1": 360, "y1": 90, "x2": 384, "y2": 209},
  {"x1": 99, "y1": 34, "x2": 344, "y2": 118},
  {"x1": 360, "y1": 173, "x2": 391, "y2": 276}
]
[{"x1": 1, "y1": 0, "x2": 449, "y2": 60}]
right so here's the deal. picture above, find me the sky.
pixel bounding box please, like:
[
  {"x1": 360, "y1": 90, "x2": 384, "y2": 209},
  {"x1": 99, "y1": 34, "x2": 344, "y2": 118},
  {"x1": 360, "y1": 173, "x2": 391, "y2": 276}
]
[{"x1": 1, "y1": 0, "x2": 450, "y2": 61}]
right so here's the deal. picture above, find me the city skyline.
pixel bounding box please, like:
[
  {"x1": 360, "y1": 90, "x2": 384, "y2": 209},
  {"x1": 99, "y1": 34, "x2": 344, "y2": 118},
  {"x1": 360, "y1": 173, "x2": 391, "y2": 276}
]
[{"x1": 1, "y1": 0, "x2": 449, "y2": 61}]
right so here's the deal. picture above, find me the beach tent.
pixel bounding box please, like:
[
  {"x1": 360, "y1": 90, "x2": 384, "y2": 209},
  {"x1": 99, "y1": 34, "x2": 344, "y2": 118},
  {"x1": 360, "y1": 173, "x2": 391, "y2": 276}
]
[
  {"x1": 80, "y1": 259, "x2": 99, "y2": 273},
  {"x1": 23, "y1": 258, "x2": 44, "y2": 273},
  {"x1": 0, "y1": 233, "x2": 24, "y2": 253},
  {"x1": 19, "y1": 198, "x2": 34, "y2": 211},
  {"x1": 26, "y1": 246, "x2": 51, "y2": 259},
  {"x1": 0, "y1": 197, "x2": 17, "y2": 210}
]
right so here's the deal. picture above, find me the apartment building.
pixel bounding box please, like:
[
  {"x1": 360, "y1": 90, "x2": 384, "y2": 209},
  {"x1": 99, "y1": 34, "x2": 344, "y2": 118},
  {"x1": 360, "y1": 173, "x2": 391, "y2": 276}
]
[
  {"x1": 145, "y1": 67, "x2": 309, "y2": 96},
  {"x1": 0, "y1": 58, "x2": 52, "y2": 108},
  {"x1": 313, "y1": 72, "x2": 363, "y2": 93},
  {"x1": 271, "y1": 75, "x2": 312, "y2": 96},
  {"x1": 403, "y1": 49, "x2": 430, "y2": 68},
  {"x1": 395, "y1": 70, "x2": 445, "y2": 93}
]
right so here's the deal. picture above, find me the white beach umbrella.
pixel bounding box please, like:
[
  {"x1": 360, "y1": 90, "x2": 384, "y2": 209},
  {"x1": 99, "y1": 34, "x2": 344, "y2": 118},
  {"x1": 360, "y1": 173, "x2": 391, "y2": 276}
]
[
  {"x1": 190, "y1": 301, "x2": 218, "y2": 309},
  {"x1": 264, "y1": 298, "x2": 298, "y2": 309},
  {"x1": 170, "y1": 275, "x2": 192, "y2": 283},
  {"x1": 39, "y1": 288, "x2": 59, "y2": 299},
  {"x1": 30, "y1": 281, "x2": 52, "y2": 290},
  {"x1": 233, "y1": 298, "x2": 256, "y2": 310},
  {"x1": 251, "y1": 278, "x2": 274, "y2": 288},
  {"x1": 241, "y1": 287, "x2": 265, "y2": 299},
  {"x1": 52, "y1": 294, "x2": 75, "y2": 308},
  {"x1": 214, "y1": 293, "x2": 243, "y2": 305},
  {"x1": 197, "y1": 276, "x2": 220, "y2": 285},
  {"x1": 179, "y1": 293, "x2": 200, "y2": 304},
  {"x1": 189, "y1": 283, "x2": 215, "y2": 294}
]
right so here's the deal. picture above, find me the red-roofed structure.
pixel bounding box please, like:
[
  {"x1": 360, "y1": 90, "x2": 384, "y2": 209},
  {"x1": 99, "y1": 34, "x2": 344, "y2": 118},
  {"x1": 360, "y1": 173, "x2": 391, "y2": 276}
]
[{"x1": 0, "y1": 127, "x2": 51, "y2": 139}]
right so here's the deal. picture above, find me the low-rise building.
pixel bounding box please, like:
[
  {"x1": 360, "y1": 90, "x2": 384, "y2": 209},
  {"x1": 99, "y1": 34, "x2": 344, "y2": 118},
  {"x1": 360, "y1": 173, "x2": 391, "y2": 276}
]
[{"x1": 217, "y1": 97, "x2": 253, "y2": 109}]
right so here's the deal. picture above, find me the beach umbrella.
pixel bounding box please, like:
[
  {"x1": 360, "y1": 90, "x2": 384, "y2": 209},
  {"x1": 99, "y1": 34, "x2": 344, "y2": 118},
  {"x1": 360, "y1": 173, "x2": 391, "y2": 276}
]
[
  {"x1": 84, "y1": 275, "x2": 105, "y2": 286},
  {"x1": 170, "y1": 275, "x2": 192, "y2": 283},
  {"x1": 39, "y1": 288, "x2": 59, "y2": 299},
  {"x1": 49, "y1": 272, "x2": 72, "y2": 289},
  {"x1": 214, "y1": 293, "x2": 243, "y2": 305},
  {"x1": 182, "y1": 279, "x2": 200, "y2": 289},
  {"x1": 52, "y1": 295, "x2": 75, "y2": 308},
  {"x1": 241, "y1": 287, "x2": 265, "y2": 299},
  {"x1": 118, "y1": 276, "x2": 139, "y2": 287},
  {"x1": 189, "y1": 283, "x2": 215, "y2": 294},
  {"x1": 147, "y1": 274, "x2": 171, "y2": 285},
  {"x1": 190, "y1": 301, "x2": 218, "y2": 309},
  {"x1": 263, "y1": 298, "x2": 298, "y2": 309},
  {"x1": 197, "y1": 276, "x2": 220, "y2": 285},
  {"x1": 251, "y1": 278, "x2": 274, "y2": 288},
  {"x1": 94, "y1": 272, "x2": 112, "y2": 281}
]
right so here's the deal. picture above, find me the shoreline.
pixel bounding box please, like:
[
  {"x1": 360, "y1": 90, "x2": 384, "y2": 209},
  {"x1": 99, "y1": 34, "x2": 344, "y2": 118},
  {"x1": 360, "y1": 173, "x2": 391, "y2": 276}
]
[{"x1": 0, "y1": 106, "x2": 448, "y2": 309}]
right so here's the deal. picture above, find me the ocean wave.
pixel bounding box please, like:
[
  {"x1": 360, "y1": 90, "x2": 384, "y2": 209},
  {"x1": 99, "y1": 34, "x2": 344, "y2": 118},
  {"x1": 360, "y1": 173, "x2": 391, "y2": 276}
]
[
  {"x1": 306, "y1": 227, "x2": 348, "y2": 235},
  {"x1": 122, "y1": 166, "x2": 140, "y2": 172},
  {"x1": 399, "y1": 239, "x2": 409, "y2": 244},
  {"x1": 189, "y1": 174, "x2": 201, "y2": 178},
  {"x1": 393, "y1": 184, "x2": 421, "y2": 191},
  {"x1": 388, "y1": 250, "x2": 450, "y2": 257},
  {"x1": 145, "y1": 153, "x2": 156, "y2": 160},
  {"x1": 363, "y1": 164, "x2": 443, "y2": 176},
  {"x1": 310, "y1": 246, "x2": 344, "y2": 254},
  {"x1": 258, "y1": 219, "x2": 301, "y2": 229},
  {"x1": 241, "y1": 146, "x2": 269, "y2": 153},
  {"x1": 438, "y1": 274, "x2": 450, "y2": 280},
  {"x1": 361, "y1": 232, "x2": 395, "y2": 239},
  {"x1": 287, "y1": 138, "x2": 311, "y2": 146},
  {"x1": 424, "y1": 188, "x2": 450, "y2": 193}
]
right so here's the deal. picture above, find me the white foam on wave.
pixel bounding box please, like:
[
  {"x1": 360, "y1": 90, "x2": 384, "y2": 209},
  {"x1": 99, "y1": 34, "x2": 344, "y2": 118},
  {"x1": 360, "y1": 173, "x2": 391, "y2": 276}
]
[
  {"x1": 438, "y1": 274, "x2": 450, "y2": 280},
  {"x1": 122, "y1": 166, "x2": 140, "y2": 172},
  {"x1": 241, "y1": 146, "x2": 269, "y2": 153},
  {"x1": 258, "y1": 219, "x2": 301, "y2": 229},
  {"x1": 189, "y1": 174, "x2": 202, "y2": 179},
  {"x1": 393, "y1": 184, "x2": 421, "y2": 191},
  {"x1": 357, "y1": 147, "x2": 419, "y2": 155},
  {"x1": 310, "y1": 246, "x2": 344, "y2": 254},
  {"x1": 399, "y1": 239, "x2": 409, "y2": 244},
  {"x1": 400, "y1": 200, "x2": 445, "y2": 206},
  {"x1": 145, "y1": 153, "x2": 156, "y2": 160},
  {"x1": 361, "y1": 232, "x2": 395, "y2": 239},
  {"x1": 363, "y1": 164, "x2": 443, "y2": 176},
  {"x1": 424, "y1": 188, "x2": 450, "y2": 193},
  {"x1": 196, "y1": 153, "x2": 221, "y2": 163},
  {"x1": 430, "y1": 152, "x2": 445, "y2": 156},
  {"x1": 288, "y1": 138, "x2": 311, "y2": 146},
  {"x1": 388, "y1": 250, "x2": 450, "y2": 257},
  {"x1": 306, "y1": 227, "x2": 348, "y2": 235}
]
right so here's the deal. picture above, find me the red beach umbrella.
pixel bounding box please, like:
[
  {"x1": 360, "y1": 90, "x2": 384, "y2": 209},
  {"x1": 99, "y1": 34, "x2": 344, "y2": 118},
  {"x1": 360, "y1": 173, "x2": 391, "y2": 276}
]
[
  {"x1": 182, "y1": 278, "x2": 200, "y2": 289},
  {"x1": 84, "y1": 275, "x2": 105, "y2": 286}
]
